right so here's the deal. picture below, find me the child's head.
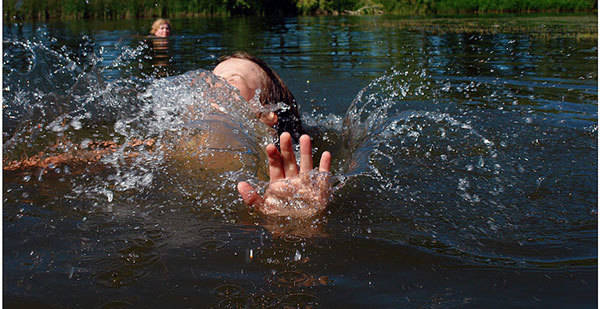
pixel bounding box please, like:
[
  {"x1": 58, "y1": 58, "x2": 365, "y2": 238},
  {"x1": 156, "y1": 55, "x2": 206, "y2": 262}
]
[
  {"x1": 150, "y1": 19, "x2": 171, "y2": 37},
  {"x1": 213, "y1": 52, "x2": 304, "y2": 142}
]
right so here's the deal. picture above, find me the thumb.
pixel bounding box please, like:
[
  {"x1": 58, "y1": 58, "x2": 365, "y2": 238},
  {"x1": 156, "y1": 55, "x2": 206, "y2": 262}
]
[{"x1": 237, "y1": 181, "x2": 264, "y2": 207}]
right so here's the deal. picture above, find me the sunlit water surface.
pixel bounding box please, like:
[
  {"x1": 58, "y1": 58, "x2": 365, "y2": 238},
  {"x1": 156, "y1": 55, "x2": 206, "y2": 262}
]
[{"x1": 3, "y1": 15, "x2": 597, "y2": 307}]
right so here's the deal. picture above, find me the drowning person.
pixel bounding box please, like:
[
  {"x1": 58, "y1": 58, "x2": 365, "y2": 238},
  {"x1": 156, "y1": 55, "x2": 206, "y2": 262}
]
[
  {"x1": 213, "y1": 52, "x2": 332, "y2": 218},
  {"x1": 3, "y1": 52, "x2": 333, "y2": 219}
]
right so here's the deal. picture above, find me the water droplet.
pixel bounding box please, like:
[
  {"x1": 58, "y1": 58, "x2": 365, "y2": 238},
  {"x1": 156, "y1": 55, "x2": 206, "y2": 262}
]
[
  {"x1": 104, "y1": 190, "x2": 113, "y2": 202},
  {"x1": 70, "y1": 119, "x2": 82, "y2": 130}
]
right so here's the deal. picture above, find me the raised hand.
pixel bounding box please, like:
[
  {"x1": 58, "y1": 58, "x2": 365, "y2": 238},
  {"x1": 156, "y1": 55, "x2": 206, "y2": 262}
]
[{"x1": 237, "y1": 132, "x2": 332, "y2": 218}]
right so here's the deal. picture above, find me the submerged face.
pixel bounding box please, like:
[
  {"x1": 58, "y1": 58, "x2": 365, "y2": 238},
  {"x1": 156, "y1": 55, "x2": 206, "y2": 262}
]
[
  {"x1": 213, "y1": 58, "x2": 266, "y2": 102},
  {"x1": 212, "y1": 58, "x2": 278, "y2": 127},
  {"x1": 155, "y1": 23, "x2": 171, "y2": 38}
]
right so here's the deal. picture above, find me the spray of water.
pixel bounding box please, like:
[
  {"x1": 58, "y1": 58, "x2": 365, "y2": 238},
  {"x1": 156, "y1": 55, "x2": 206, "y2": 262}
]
[
  {"x1": 3, "y1": 34, "x2": 274, "y2": 218},
  {"x1": 329, "y1": 63, "x2": 595, "y2": 267}
]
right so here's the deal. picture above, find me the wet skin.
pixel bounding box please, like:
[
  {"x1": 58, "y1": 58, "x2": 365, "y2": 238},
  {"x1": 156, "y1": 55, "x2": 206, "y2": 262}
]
[
  {"x1": 154, "y1": 23, "x2": 171, "y2": 38},
  {"x1": 213, "y1": 58, "x2": 278, "y2": 126},
  {"x1": 238, "y1": 132, "x2": 332, "y2": 218},
  {"x1": 213, "y1": 60, "x2": 332, "y2": 218}
]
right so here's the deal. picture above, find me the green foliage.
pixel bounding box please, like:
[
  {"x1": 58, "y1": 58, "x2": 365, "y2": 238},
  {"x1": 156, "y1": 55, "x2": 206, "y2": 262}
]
[
  {"x1": 2, "y1": 0, "x2": 596, "y2": 21},
  {"x1": 296, "y1": 0, "x2": 320, "y2": 14},
  {"x1": 382, "y1": 0, "x2": 596, "y2": 15}
]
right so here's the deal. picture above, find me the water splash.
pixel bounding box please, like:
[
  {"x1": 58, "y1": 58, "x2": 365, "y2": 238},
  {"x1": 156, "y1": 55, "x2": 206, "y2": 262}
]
[
  {"x1": 3, "y1": 34, "x2": 270, "y2": 218},
  {"x1": 333, "y1": 65, "x2": 596, "y2": 268}
]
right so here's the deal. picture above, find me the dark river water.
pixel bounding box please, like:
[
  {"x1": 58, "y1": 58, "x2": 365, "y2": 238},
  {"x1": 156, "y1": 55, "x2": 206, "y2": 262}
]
[{"x1": 3, "y1": 15, "x2": 597, "y2": 308}]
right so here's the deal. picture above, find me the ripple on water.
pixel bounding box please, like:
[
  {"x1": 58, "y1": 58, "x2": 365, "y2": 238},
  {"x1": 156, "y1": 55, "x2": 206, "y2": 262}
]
[
  {"x1": 199, "y1": 239, "x2": 228, "y2": 251},
  {"x1": 250, "y1": 292, "x2": 281, "y2": 308},
  {"x1": 92, "y1": 238, "x2": 162, "y2": 288},
  {"x1": 214, "y1": 296, "x2": 250, "y2": 308},
  {"x1": 272, "y1": 270, "x2": 312, "y2": 288},
  {"x1": 278, "y1": 293, "x2": 319, "y2": 308},
  {"x1": 213, "y1": 283, "x2": 246, "y2": 298},
  {"x1": 98, "y1": 299, "x2": 136, "y2": 309},
  {"x1": 282, "y1": 234, "x2": 305, "y2": 244},
  {"x1": 95, "y1": 267, "x2": 151, "y2": 288}
]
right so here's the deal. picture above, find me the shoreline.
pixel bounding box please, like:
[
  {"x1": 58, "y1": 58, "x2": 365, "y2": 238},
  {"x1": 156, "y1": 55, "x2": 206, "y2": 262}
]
[{"x1": 3, "y1": 8, "x2": 597, "y2": 22}]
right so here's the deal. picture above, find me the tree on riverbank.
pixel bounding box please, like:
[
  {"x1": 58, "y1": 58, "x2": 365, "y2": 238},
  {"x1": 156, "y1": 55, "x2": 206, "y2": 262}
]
[{"x1": 3, "y1": 0, "x2": 596, "y2": 21}]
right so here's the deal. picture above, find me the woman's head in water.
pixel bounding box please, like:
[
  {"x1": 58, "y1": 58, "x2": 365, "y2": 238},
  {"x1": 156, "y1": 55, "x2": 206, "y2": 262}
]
[
  {"x1": 150, "y1": 19, "x2": 171, "y2": 38},
  {"x1": 213, "y1": 52, "x2": 304, "y2": 142}
]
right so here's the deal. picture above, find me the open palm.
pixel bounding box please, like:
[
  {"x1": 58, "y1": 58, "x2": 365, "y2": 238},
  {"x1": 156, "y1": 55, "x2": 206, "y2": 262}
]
[{"x1": 237, "y1": 132, "x2": 332, "y2": 218}]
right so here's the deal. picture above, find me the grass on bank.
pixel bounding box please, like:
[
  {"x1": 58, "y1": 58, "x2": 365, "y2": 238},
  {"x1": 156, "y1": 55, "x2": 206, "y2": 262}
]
[{"x1": 3, "y1": 0, "x2": 597, "y2": 21}]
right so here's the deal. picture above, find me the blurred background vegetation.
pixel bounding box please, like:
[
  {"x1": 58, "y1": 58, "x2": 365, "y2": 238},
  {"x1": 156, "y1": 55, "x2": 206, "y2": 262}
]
[{"x1": 3, "y1": 0, "x2": 597, "y2": 21}]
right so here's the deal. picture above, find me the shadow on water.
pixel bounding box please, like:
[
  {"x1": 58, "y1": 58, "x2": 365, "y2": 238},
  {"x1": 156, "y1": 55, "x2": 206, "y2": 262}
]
[{"x1": 3, "y1": 15, "x2": 597, "y2": 307}]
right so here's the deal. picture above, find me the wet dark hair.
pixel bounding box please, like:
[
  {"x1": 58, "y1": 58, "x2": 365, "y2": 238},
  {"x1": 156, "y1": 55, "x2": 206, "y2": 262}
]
[{"x1": 217, "y1": 52, "x2": 304, "y2": 143}]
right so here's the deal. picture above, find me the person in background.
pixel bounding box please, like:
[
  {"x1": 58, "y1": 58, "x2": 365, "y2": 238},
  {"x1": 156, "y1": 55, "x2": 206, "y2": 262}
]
[
  {"x1": 148, "y1": 18, "x2": 172, "y2": 75},
  {"x1": 150, "y1": 18, "x2": 171, "y2": 38}
]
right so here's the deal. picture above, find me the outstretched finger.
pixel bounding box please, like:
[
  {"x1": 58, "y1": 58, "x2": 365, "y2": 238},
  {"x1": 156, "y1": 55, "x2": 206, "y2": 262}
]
[
  {"x1": 279, "y1": 132, "x2": 298, "y2": 177},
  {"x1": 266, "y1": 144, "x2": 285, "y2": 181},
  {"x1": 299, "y1": 135, "x2": 313, "y2": 173},
  {"x1": 319, "y1": 151, "x2": 331, "y2": 173},
  {"x1": 237, "y1": 181, "x2": 264, "y2": 207}
]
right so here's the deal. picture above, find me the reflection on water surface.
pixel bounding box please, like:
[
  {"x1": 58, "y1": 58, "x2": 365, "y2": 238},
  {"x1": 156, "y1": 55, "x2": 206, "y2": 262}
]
[{"x1": 3, "y1": 15, "x2": 597, "y2": 307}]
